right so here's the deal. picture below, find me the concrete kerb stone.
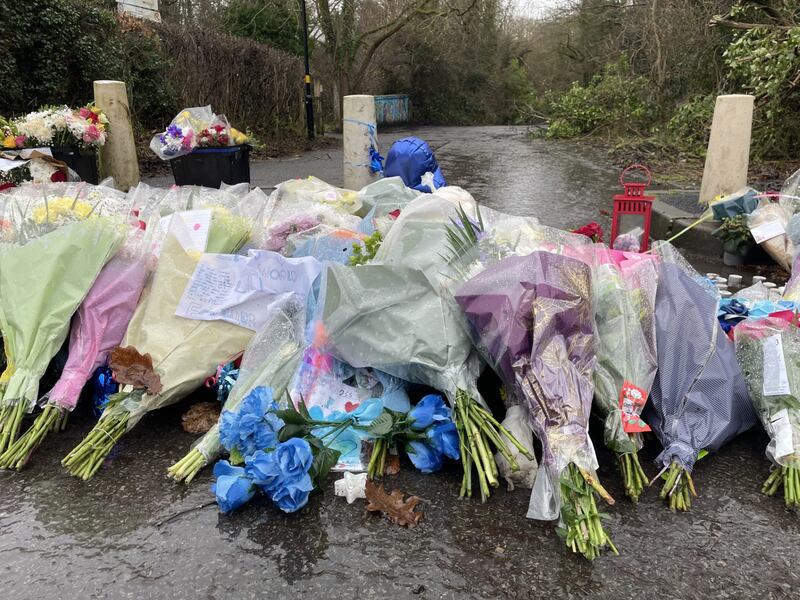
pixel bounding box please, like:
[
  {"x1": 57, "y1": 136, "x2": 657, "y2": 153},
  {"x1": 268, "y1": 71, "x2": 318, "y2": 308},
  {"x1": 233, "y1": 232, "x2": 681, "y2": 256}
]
[{"x1": 650, "y1": 194, "x2": 723, "y2": 255}]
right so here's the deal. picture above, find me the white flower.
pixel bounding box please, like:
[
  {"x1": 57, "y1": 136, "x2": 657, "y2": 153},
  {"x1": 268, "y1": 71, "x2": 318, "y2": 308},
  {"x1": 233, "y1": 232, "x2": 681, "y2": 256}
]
[{"x1": 28, "y1": 158, "x2": 57, "y2": 182}]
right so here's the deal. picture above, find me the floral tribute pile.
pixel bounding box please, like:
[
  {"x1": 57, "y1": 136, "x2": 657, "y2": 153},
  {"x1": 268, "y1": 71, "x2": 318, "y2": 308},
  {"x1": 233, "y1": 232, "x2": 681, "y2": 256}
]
[{"x1": 1, "y1": 168, "x2": 798, "y2": 562}]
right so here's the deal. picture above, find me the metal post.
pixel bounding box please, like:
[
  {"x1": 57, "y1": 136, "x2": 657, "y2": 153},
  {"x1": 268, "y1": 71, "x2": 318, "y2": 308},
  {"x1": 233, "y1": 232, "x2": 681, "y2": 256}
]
[{"x1": 300, "y1": 0, "x2": 315, "y2": 140}]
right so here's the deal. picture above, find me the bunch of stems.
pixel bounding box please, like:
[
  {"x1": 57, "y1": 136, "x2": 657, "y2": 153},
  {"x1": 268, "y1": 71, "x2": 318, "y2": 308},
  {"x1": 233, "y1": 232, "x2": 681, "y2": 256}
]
[
  {"x1": 0, "y1": 401, "x2": 28, "y2": 454},
  {"x1": 657, "y1": 461, "x2": 697, "y2": 511},
  {"x1": 168, "y1": 448, "x2": 209, "y2": 484},
  {"x1": 618, "y1": 451, "x2": 649, "y2": 503},
  {"x1": 454, "y1": 389, "x2": 534, "y2": 502},
  {"x1": 62, "y1": 413, "x2": 129, "y2": 480},
  {"x1": 0, "y1": 404, "x2": 67, "y2": 470},
  {"x1": 762, "y1": 459, "x2": 800, "y2": 509},
  {"x1": 560, "y1": 463, "x2": 618, "y2": 560},
  {"x1": 367, "y1": 438, "x2": 388, "y2": 480}
]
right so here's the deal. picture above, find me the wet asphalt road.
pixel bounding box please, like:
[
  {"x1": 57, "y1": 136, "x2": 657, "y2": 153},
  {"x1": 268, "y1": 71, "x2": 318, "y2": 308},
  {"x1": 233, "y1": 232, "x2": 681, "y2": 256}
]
[{"x1": 2, "y1": 127, "x2": 799, "y2": 599}]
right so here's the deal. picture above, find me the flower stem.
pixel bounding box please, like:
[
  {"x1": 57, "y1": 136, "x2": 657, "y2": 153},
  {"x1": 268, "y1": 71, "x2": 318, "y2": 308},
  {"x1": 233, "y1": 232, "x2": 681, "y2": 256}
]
[
  {"x1": 168, "y1": 448, "x2": 210, "y2": 484},
  {"x1": 618, "y1": 451, "x2": 649, "y2": 503},
  {"x1": 560, "y1": 463, "x2": 618, "y2": 560},
  {"x1": 62, "y1": 413, "x2": 129, "y2": 480},
  {"x1": 0, "y1": 404, "x2": 62, "y2": 470}
]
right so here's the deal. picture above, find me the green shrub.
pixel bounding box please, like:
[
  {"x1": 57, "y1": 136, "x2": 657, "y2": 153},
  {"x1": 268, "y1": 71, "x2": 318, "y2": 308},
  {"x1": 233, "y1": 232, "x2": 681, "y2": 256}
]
[
  {"x1": 666, "y1": 94, "x2": 715, "y2": 155},
  {"x1": 545, "y1": 58, "x2": 657, "y2": 138},
  {"x1": 724, "y1": 26, "x2": 800, "y2": 158}
]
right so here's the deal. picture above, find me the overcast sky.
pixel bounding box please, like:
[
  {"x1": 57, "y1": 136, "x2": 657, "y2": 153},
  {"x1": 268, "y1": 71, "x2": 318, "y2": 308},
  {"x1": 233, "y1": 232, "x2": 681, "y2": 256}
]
[{"x1": 512, "y1": 0, "x2": 566, "y2": 18}]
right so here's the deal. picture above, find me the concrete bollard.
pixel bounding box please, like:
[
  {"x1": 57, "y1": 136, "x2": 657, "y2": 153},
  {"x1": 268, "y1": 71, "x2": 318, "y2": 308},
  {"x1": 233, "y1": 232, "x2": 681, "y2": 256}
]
[
  {"x1": 699, "y1": 94, "x2": 754, "y2": 205},
  {"x1": 343, "y1": 95, "x2": 380, "y2": 190},
  {"x1": 93, "y1": 80, "x2": 140, "y2": 191}
]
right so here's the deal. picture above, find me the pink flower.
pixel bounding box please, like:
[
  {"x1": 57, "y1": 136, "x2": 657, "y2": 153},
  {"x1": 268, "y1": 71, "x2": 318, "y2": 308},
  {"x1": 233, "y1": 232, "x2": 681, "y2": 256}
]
[
  {"x1": 15, "y1": 135, "x2": 26, "y2": 147},
  {"x1": 79, "y1": 107, "x2": 92, "y2": 120},
  {"x1": 82, "y1": 124, "x2": 101, "y2": 143}
]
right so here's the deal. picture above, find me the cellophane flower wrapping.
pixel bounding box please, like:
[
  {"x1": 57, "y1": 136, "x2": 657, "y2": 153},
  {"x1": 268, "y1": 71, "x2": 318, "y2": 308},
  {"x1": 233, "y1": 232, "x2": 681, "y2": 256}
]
[
  {"x1": 314, "y1": 187, "x2": 486, "y2": 401},
  {"x1": 41, "y1": 226, "x2": 152, "y2": 412},
  {"x1": 579, "y1": 245, "x2": 659, "y2": 455},
  {"x1": 316, "y1": 263, "x2": 480, "y2": 400},
  {"x1": 748, "y1": 199, "x2": 795, "y2": 272},
  {"x1": 454, "y1": 251, "x2": 598, "y2": 520},
  {"x1": 190, "y1": 294, "x2": 309, "y2": 463},
  {"x1": 149, "y1": 106, "x2": 231, "y2": 160},
  {"x1": 735, "y1": 317, "x2": 800, "y2": 466},
  {"x1": 256, "y1": 178, "x2": 362, "y2": 253},
  {"x1": 643, "y1": 259, "x2": 757, "y2": 472},
  {"x1": 103, "y1": 230, "x2": 254, "y2": 431},
  {"x1": 0, "y1": 183, "x2": 129, "y2": 413}
]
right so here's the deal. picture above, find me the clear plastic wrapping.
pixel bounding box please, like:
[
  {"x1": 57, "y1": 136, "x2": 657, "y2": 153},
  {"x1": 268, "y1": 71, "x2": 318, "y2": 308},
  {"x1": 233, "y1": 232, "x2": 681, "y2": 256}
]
[
  {"x1": 0, "y1": 183, "x2": 130, "y2": 415},
  {"x1": 735, "y1": 317, "x2": 800, "y2": 466},
  {"x1": 454, "y1": 251, "x2": 598, "y2": 520}
]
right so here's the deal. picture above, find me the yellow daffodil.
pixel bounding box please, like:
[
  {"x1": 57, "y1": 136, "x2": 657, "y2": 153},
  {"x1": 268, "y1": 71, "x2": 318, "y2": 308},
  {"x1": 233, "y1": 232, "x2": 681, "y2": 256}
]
[
  {"x1": 32, "y1": 198, "x2": 95, "y2": 224},
  {"x1": 230, "y1": 128, "x2": 248, "y2": 144},
  {"x1": 2, "y1": 135, "x2": 16, "y2": 149}
]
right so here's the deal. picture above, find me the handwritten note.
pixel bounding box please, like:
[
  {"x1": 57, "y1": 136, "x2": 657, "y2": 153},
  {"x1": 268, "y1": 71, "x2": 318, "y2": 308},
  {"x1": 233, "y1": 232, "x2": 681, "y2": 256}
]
[
  {"x1": 175, "y1": 250, "x2": 322, "y2": 330},
  {"x1": 158, "y1": 209, "x2": 212, "y2": 253}
]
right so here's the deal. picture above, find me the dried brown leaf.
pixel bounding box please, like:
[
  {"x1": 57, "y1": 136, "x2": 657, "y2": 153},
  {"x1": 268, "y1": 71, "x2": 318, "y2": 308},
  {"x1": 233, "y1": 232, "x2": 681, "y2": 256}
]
[
  {"x1": 384, "y1": 453, "x2": 401, "y2": 476},
  {"x1": 110, "y1": 346, "x2": 163, "y2": 395},
  {"x1": 181, "y1": 401, "x2": 221, "y2": 434},
  {"x1": 365, "y1": 480, "x2": 423, "y2": 528}
]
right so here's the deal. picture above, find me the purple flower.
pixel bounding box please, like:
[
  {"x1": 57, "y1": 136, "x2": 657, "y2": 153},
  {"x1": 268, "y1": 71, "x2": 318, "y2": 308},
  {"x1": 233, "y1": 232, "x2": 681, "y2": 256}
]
[{"x1": 166, "y1": 124, "x2": 183, "y2": 138}]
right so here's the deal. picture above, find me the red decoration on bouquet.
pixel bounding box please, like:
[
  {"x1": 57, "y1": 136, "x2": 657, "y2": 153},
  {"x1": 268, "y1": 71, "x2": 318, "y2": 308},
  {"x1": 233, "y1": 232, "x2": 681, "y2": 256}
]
[{"x1": 572, "y1": 221, "x2": 604, "y2": 243}]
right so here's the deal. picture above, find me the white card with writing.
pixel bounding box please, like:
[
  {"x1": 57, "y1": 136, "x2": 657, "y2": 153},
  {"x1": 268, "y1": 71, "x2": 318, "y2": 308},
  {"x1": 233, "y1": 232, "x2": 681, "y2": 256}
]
[
  {"x1": 763, "y1": 334, "x2": 791, "y2": 397},
  {"x1": 175, "y1": 250, "x2": 322, "y2": 330},
  {"x1": 751, "y1": 220, "x2": 785, "y2": 244},
  {"x1": 158, "y1": 209, "x2": 212, "y2": 253},
  {"x1": 770, "y1": 408, "x2": 794, "y2": 460}
]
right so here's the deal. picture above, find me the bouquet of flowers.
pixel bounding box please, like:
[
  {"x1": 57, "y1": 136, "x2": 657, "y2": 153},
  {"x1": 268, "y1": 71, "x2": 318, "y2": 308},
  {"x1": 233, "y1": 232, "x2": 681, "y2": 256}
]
[
  {"x1": 316, "y1": 192, "x2": 532, "y2": 503},
  {"x1": 1, "y1": 117, "x2": 25, "y2": 149},
  {"x1": 197, "y1": 124, "x2": 230, "y2": 147},
  {"x1": 571, "y1": 221, "x2": 604, "y2": 243},
  {"x1": 584, "y1": 246, "x2": 659, "y2": 502},
  {"x1": 644, "y1": 260, "x2": 757, "y2": 510},
  {"x1": 169, "y1": 289, "x2": 311, "y2": 483},
  {"x1": 65, "y1": 104, "x2": 109, "y2": 149},
  {"x1": 150, "y1": 106, "x2": 248, "y2": 160},
  {"x1": 11, "y1": 104, "x2": 109, "y2": 149},
  {"x1": 735, "y1": 317, "x2": 800, "y2": 508},
  {"x1": 455, "y1": 251, "x2": 616, "y2": 560},
  {"x1": 0, "y1": 207, "x2": 157, "y2": 469},
  {"x1": 62, "y1": 202, "x2": 262, "y2": 479},
  {"x1": 211, "y1": 386, "x2": 341, "y2": 514},
  {"x1": 14, "y1": 106, "x2": 74, "y2": 147},
  {"x1": 0, "y1": 184, "x2": 130, "y2": 453},
  {"x1": 365, "y1": 393, "x2": 460, "y2": 479}
]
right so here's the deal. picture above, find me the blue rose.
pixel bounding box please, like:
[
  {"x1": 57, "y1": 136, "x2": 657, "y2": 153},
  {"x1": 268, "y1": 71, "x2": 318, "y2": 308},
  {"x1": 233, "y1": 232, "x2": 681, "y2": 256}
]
[
  {"x1": 406, "y1": 440, "x2": 444, "y2": 473},
  {"x1": 408, "y1": 394, "x2": 450, "y2": 430},
  {"x1": 269, "y1": 472, "x2": 315, "y2": 512},
  {"x1": 246, "y1": 438, "x2": 316, "y2": 513},
  {"x1": 244, "y1": 449, "x2": 282, "y2": 489},
  {"x1": 211, "y1": 460, "x2": 256, "y2": 513},
  {"x1": 427, "y1": 420, "x2": 460, "y2": 460},
  {"x1": 219, "y1": 387, "x2": 283, "y2": 457},
  {"x1": 246, "y1": 438, "x2": 314, "y2": 491}
]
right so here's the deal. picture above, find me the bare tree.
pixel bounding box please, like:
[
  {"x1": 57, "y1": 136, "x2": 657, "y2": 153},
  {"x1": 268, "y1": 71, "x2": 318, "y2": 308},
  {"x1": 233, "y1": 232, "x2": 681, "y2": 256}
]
[{"x1": 312, "y1": 0, "x2": 477, "y2": 114}]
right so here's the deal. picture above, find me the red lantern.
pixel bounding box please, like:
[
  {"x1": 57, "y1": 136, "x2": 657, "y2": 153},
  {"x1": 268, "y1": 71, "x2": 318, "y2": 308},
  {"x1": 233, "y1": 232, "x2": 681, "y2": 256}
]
[{"x1": 610, "y1": 164, "x2": 655, "y2": 252}]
